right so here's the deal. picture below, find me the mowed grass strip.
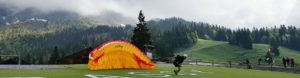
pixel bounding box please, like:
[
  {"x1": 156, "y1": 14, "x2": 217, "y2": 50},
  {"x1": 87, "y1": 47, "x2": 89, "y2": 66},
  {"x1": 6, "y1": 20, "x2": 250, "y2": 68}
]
[
  {"x1": 0, "y1": 64, "x2": 299, "y2": 78},
  {"x1": 179, "y1": 39, "x2": 300, "y2": 65}
]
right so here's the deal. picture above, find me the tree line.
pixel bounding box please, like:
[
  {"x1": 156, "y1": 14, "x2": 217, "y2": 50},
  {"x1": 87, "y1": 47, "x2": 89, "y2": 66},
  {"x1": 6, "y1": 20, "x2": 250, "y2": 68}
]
[
  {"x1": 0, "y1": 17, "x2": 300, "y2": 64},
  {"x1": 149, "y1": 18, "x2": 300, "y2": 57}
]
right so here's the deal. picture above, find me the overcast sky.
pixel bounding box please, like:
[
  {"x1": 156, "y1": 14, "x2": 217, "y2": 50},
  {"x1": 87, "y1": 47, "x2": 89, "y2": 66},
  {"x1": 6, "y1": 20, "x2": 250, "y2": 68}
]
[{"x1": 0, "y1": 0, "x2": 299, "y2": 28}]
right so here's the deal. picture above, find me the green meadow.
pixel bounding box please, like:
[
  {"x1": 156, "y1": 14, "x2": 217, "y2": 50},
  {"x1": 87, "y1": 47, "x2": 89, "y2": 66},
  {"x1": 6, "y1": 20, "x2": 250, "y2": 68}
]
[
  {"x1": 0, "y1": 64, "x2": 299, "y2": 78},
  {"x1": 179, "y1": 39, "x2": 300, "y2": 66}
]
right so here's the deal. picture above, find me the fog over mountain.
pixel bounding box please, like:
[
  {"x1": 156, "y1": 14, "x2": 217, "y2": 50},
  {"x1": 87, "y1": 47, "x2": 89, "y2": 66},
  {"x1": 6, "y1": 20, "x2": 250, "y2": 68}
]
[{"x1": 0, "y1": 0, "x2": 300, "y2": 28}]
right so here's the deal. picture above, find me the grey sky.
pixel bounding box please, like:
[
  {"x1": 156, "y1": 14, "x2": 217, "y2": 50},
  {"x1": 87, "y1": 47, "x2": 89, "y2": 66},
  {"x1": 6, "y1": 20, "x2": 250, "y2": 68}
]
[{"x1": 0, "y1": 0, "x2": 299, "y2": 28}]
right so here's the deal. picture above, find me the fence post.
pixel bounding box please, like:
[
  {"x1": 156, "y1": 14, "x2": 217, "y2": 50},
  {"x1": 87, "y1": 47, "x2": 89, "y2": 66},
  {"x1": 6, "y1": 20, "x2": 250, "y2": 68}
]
[
  {"x1": 211, "y1": 60, "x2": 214, "y2": 66},
  {"x1": 195, "y1": 59, "x2": 198, "y2": 65}
]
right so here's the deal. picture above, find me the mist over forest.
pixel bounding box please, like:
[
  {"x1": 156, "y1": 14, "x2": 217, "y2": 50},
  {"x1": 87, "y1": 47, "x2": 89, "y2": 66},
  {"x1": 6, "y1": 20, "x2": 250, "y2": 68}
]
[{"x1": 0, "y1": 0, "x2": 300, "y2": 64}]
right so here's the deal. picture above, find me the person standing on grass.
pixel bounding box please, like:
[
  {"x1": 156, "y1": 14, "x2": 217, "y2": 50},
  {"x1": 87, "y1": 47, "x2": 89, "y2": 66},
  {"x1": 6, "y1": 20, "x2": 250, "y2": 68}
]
[
  {"x1": 286, "y1": 57, "x2": 290, "y2": 66},
  {"x1": 291, "y1": 58, "x2": 295, "y2": 67},
  {"x1": 282, "y1": 57, "x2": 287, "y2": 68},
  {"x1": 245, "y1": 59, "x2": 252, "y2": 69},
  {"x1": 228, "y1": 61, "x2": 232, "y2": 68},
  {"x1": 173, "y1": 55, "x2": 186, "y2": 75},
  {"x1": 258, "y1": 58, "x2": 262, "y2": 65}
]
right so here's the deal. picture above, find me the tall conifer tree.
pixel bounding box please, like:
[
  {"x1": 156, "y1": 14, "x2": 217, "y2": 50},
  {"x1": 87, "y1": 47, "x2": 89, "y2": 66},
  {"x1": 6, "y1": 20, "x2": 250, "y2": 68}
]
[{"x1": 131, "y1": 10, "x2": 152, "y2": 52}]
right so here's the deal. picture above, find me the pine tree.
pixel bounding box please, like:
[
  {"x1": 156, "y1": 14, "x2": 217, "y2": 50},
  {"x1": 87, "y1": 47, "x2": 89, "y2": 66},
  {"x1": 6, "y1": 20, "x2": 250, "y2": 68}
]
[
  {"x1": 265, "y1": 45, "x2": 276, "y2": 64},
  {"x1": 131, "y1": 10, "x2": 152, "y2": 52},
  {"x1": 244, "y1": 29, "x2": 253, "y2": 49},
  {"x1": 229, "y1": 28, "x2": 252, "y2": 49},
  {"x1": 265, "y1": 51, "x2": 273, "y2": 64},
  {"x1": 49, "y1": 46, "x2": 59, "y2": 64},
  {"x1": 0, "y1": 56, "x2": 2, "y2": 63},
  {"x1": 270, "y1": 38, "x2": 280, "y2": 56}
]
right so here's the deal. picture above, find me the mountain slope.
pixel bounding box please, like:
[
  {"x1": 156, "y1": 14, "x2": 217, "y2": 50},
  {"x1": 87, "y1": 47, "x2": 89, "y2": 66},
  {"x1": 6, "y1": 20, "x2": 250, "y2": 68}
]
[{"x1": 179, "y1": 39, "x2": 300, "y2": 65}]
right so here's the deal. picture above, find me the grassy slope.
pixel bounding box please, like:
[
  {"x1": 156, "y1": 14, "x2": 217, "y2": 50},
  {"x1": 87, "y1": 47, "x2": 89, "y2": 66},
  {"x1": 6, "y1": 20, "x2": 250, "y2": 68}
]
[
  {"x1": 0, "y1": 64, "x2": 299, "y2": 78},
  {"x1": 178, "y1": 39, "x2": 300, "y2": 65}
]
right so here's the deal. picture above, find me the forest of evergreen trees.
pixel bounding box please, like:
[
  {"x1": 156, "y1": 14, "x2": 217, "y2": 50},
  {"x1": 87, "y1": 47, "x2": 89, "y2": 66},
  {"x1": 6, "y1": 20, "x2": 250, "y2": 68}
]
[
  {"x1": 0, "y1": 17, "x2": 300, "y2": 64},
  {"x1": 0, "y1": 21, "x2": 133, "y2": 64},
  {"x1": 149, "y1": 18, "x2": 300, "y2": 58}
]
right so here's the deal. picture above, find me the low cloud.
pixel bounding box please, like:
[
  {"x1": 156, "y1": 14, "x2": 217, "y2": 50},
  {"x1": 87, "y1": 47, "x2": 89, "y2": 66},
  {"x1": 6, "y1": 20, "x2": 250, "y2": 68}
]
[{"x1": 0, "y1": 0, "x2": 299, "y2": 28}]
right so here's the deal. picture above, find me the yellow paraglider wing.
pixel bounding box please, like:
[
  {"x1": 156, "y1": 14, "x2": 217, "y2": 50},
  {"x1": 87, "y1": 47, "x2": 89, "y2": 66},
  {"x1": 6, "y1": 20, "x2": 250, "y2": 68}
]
[{"x1": 88, "y1": 40, "x2": 155, "y2": 70}]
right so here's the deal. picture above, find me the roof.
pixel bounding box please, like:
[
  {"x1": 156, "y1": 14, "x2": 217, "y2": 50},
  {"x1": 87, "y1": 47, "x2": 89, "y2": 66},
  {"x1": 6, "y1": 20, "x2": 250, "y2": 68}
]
[{"x1": 59, "y1": 47, "x2": 93, "y2": 64}]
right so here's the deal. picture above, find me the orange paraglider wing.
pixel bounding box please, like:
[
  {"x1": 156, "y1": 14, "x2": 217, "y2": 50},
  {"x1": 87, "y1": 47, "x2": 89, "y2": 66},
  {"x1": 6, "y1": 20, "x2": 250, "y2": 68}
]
[{"x1": 88, "y1": 40, "x2": 156, "y2": 70}]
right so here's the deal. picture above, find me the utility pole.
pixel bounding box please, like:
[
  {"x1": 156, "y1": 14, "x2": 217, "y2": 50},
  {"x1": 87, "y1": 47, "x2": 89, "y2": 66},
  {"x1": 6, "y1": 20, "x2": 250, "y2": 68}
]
[{"x1": 18, "y1": 55, "x2": 21, "y2": 65}]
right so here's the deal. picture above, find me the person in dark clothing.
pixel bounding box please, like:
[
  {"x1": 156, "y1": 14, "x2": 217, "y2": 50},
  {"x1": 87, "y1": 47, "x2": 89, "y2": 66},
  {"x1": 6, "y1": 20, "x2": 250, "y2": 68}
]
[
  {"x1": 258, "y1": 58, "x2": 262, "y2": 65},
  {"x1": 282, "y1": 57, "x2": 287, "y2": 68},
  {"x1": 286, "y1": 57, "x2": 290, "y2": 66},
  {"x1": 245, "y1": 59, "x2": 252, "y2": 69},
  {"x1": 173, "y1": 55, "x2": 186, "y2": 75},
  {"x1": 291, "y1": 58, "x2": 295, "y2": 67},
  {"x1": 228, "y1": 61, "x2": 232, "y2": 68}
]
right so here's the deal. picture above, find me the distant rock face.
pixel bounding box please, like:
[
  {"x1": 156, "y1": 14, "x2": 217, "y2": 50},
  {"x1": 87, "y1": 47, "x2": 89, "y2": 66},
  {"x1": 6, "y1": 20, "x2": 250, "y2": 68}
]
[
  {"x1": 0, "y1": 6, "x2": 81, "y2": 27},
  {"x1": 10, "y1": 18, "x2": 49, "y2": 30},
  {"x1": 0, "y1": 4, "x2": 136, "y2": 27}
]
